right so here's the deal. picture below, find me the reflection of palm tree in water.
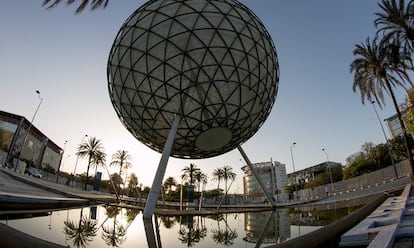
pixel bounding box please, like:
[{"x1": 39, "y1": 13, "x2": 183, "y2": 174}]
[
  {"x1": 101, "y1": 220, "x2": 127, "y2": 247},
  {"x1": 160, "y1": 216, "x2": 178, "y2": 229},
  {"x1": 63, "y1": 208, "x2": 98, "y2": 248},
  {"x1": 125, "y1": 207, "x2": 140, "y2": 225},
  {"x1": 178, "y1": 216, "x2": 207, "y2": 247},
  {"x1": 101, "y1": 205, "x2": 127, "y2": 247},
  {"x1": 211, "y1": 213, "x2": 238, "y2": 246}
]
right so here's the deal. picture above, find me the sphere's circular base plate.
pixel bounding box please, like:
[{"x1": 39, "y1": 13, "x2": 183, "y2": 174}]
[{"x1": 195, "y1": 127, "x2": 232, "y2": 151}]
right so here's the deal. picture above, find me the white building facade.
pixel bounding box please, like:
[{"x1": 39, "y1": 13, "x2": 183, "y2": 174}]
[{"x1": 241, "y1": 161, "x2": 289, "y2": 203}]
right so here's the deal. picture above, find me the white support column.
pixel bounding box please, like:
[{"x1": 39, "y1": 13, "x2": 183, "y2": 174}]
[
  {"x1": 237, "y1": 145, "x2": 275, "y2": 207},
  {"x1": 143, "y1": 115, "x2": 180, "y2": 219}
]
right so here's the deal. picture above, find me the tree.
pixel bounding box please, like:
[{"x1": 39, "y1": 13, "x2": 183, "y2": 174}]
[
  {"x1": 181, "y1": 163, "x2": 200, "y2": 186},
  {"x1": 212, "y1": 167, "x2": 224, "y2": 203},
  {"x1": 90, "y1": 149, "x2": 106, "y2": 177},
  {"x1": 181, "y1": 163, "x2": 201, "y2": 203},
  {"x1": 350, "y1": 37, "x2": 414, "y2": 173},
  {"x1": 305, "y1": 165, "x2": 343, "y2": 189},
  {"x1": 342, "y1": 138, "x2": 410, "y2": 179},
  {"x1": 76, "y1": 136, "x2": 105, "y2": 190},
  {"x1": 375, "y1": 0, "x2": 414, "y2": 54},
  {"x1": 110, "y1": 173, "x2": 123, "y2": 194},
  {"x1": 42, "y1": 0, "x2": 109, "y2": 14},
  {"x1": 194, "y1": 171, "x2": 208, "y2": 193},
  {"x1": 127, "y1": 173, "x2": 139, "y2": 197},
  {"x1": 402, "y1": 89, "x2": 414, "y2": 135},
  {"x1": 163, "y1": 176, "x2": 177, "y2": 193},
  {"x1": 221, "y1": 165, "x2": 236, "y2": 196},
  {"x1": 110, "y1": 150, "x2": 132, "y2": 194}
]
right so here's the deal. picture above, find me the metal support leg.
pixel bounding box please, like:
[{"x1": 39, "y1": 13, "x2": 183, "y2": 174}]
[
  {"x1": 237, "y1": 145, "x2": 275, "y2": 207},
  {"x1": 143, "y1": 216, "x2": 159, "y2": 248},
  {"x1": 143, "y1": 115, "x2": 180, "y2": 219}
]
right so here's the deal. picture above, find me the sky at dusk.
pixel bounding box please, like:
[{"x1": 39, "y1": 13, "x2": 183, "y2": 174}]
[{"x1": 0, "y1": 0, "x2": 408, "y2": 192}]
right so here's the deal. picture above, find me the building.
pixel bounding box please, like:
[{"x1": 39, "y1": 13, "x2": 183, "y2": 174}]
[
  {"x1": 241, "y1": 161, "x2": 289, "y2": 203},
  {"x1": 384, "y1": 87, "x2": 414, "y2": 138},
  {"x1": 287, "y1": 161, "x2": 342, "y2": 187},
  {"x1": 384, "y1": 109, "x2": 407, "y2": 138},
  {"x1": 0, "y1": 110, "x2": 63, "y2": 173}
]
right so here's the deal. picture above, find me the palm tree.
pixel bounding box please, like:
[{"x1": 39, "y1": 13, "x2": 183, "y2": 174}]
[
  {"x1": 110, "y1": 150, "x2": 132, "y2": 195},
  {"x1": 163, "y1": 176, "x2": 177, "y2": 193},
  {"x1": 212, "y1": 167, "x2": 224, "y2": 203},
  {"x1": 375, "y1": 0, "x2": 414, "y2": 54},
  {"x1": 194, "y1": 171, "x2": 207, "y2": 193},
  {"x1": 181, "y1": 163, "x2": 201, "y2": 186},
  {"x1": 76, "y1": 136, "x2": 105, "y2": 190},
  {"x1": 182, "y1": 163, "x2": 201, "y2": 203},
  {"x1": 222, "y1": 165, "x2": 236, "y2": 204},
  {"x1": 43, "y1": 0, "x2": 109, "y2": 13},
  {"x1": 90, "y1": 150, "x2": 106, "y2": 177},
  {"x1": 351, "y1": 37, "x2": 414, "y2": 172}
]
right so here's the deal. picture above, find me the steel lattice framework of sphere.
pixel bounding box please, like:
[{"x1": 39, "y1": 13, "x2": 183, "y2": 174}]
[{"x1": 108, "y1": 0, "x2": 279, "y2": 159}]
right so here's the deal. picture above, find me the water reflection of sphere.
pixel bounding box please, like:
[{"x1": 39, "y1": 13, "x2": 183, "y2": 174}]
[{"x1": 108, "y1": 0, "x2": 279, "y2": 159}]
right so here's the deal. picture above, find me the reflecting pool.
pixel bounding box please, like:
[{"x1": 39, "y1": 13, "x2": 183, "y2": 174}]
[{"x1": 0, "y1": 204, "x2": 357, "y2": 247}]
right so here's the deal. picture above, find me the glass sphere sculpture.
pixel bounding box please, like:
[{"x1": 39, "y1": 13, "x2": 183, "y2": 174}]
[{"x1": 108, "y1": 0, "x2": 279, "y2": 159}]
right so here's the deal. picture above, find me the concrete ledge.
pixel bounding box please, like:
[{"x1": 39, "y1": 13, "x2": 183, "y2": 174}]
[
  {"x1": 339, "y1": 184, "x2": 412, "y2": 247},
  {"x1": 0, "y1": 193, "x2": 89, "y2": 210},
  {"x1": 367, "y1": 223, "x2": 398, "y2": 248}
]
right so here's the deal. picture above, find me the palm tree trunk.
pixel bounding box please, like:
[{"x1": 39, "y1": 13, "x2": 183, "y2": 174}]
[
  {"x1": 85, "y1": 157, "x2": 91, "y2": 190},
  {"x1": 224, "y1": 179, "x2": 228, "y2": 205},
  {"x1": 215, "y1": 181, "x2": 220, "y2": 203},
  {"x1": 119, "y1": 161, "x2": 123, "y2": 197},
  {"x1": 386, "y1": 79, "x2": 414, "y2": 176}
]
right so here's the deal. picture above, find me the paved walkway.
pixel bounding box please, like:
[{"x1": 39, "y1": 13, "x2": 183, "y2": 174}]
[{"x1": 0, "y1": 167, "x2": 117, "y2": 211}]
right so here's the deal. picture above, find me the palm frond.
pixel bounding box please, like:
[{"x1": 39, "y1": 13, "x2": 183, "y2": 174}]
[{"x1": 42, "y1": 0, "x2": 109, "y2": 13}]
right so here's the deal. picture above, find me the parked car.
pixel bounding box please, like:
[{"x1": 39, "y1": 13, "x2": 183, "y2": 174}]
[{"x1": 27, "y1": 167, "x2": 43, "y2": 178}]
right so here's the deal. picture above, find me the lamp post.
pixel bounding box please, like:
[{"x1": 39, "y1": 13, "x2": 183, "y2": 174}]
[
  {"x1": 72, "y1": 134, "x2": 87, "y2": 187},
  {"x1": 290, "y1": 142, "x2": 298, "y2": 200},
  {"x1": 322, "y1": 148, "x2": 334, "y2": 195},
  {"x1": 371, "y1": 101, "x2": 398, "y2": 178},
  {"x1": 15, "y1": 90, "x2": 43, "y2": 172}
]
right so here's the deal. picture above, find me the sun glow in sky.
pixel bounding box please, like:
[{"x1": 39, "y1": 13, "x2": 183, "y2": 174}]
[{"x1": 0, "y1": 0, "x2": 408, "y2": 192}]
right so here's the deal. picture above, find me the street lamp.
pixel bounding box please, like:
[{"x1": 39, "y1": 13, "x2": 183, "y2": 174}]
[
  {"x1": 72, "y1": 134, "x2": 88, "y2": 187},
  {"x1": 322, "y1": 148, "x2": 334, "y2": 194},
  {"x1": 371, "y1": 101, "x2": 398, "y2": 178},
  {"x1": 15, "y1": 90, "x2": 43, "y2": 172},
  {"x1": 290, "y1": 142, "x2": 298, "y2": 200}
]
